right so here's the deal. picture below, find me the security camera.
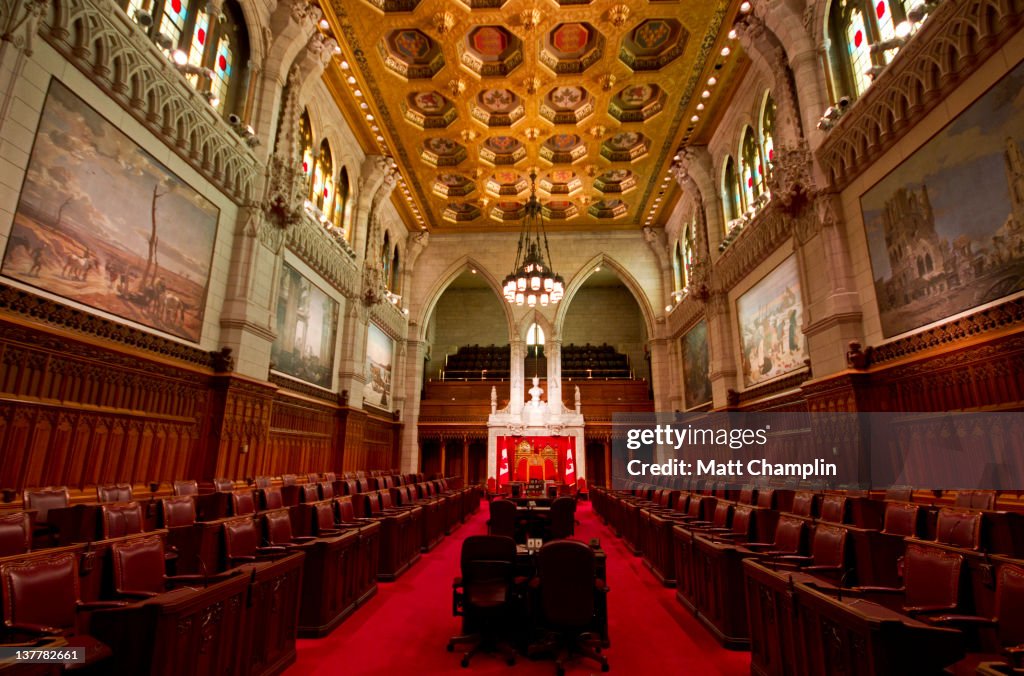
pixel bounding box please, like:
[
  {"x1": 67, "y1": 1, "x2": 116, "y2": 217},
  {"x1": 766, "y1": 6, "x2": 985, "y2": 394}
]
[
  {"x1": 245, "y1": 136, "x2": 260, "y2": 148},
  {"x1": 837, "y1": 96, "x2": 851, "y2": 109},
  {"x1": 228, "y1": 113, "x2": 241, "y2": 126},
  {"x1": 134, "y1": 9, "x2": 153, "y2": 27},
  {"x1": 153, "y1": 33, "x2": 174, "y2": 50}
]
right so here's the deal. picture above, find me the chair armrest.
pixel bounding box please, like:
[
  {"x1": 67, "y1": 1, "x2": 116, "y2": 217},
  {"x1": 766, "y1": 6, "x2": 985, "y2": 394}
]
[
  {"x1": 774, "y1": 555, "x2": 813, "y2": 565},
  {"x1": 256, "y1": 545, "x2": 288, "y2": 554},
  {"x1": 853, "y1": 585, "x2": 904, "y2": 594},
  {"x1": 803, "y1": 564, "x2": 844, "y2": 573},
  {"x1": 167, "y1": 571, "x2": 238, "y2": 586},
  {"x1": 905, "y1": 604, "x2": 959, "y2": 616},
  {"x1": 927, "y1": 614, "x2": 995, "y2": 627},
  {"x1": 290, "y1": 536, "x2": 317, "y2": 543},
  {"x1": 77, "y1": 601, "x2": 129, "y2": 610},
  {"x1": 5, "y1": 622, "x2": 64, "y2": 635},
  {"x1": 743, "y1": 542, "x2": 778, "y2": 550},
  {"x1": 116, "y1": 590, "x2": 159, "y2": 600}
]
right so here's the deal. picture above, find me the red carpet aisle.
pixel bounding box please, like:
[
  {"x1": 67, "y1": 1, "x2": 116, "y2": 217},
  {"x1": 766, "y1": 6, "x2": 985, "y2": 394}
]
[{"x1": 288, "y1": 501, "x2": 751, "y2": 675}]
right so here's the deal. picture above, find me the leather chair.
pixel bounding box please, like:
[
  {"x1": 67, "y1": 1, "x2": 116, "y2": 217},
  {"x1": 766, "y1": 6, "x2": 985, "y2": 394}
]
[
  {"x1": 488, "y1": 499, "x2": 516, "y2": 539},
  {"x1": 260, "y1": 487, "x2": 284, "y2": 511},
  {"x1": 773, "y1": 523, "x2": 849, "y2": 581},
  {"x1": 23, "y1": 486, "x2": 70, "y2": 544},
  {"x1": 447, "y1": 535, "x2": 518, "y2": 667},
  {"x1": 305, "y1": 473, "x2": 319, "y2": 484},
  {"x1": 0, "y1": 552, "x2": 124, "y2": 668},
  {"x1": 528, "y1": 540, "x2": 608, "y2": 674},
  {"x1": 956, "y1": 490, "x2": 997, "y2": 511},
  {"x1": 576, "y1": 478, "x2": 588, "y2": 500},
  {"x1": 230, "y1": 490, "x2": 256, "y2": 516},
  {"x1": 704, "y1": 503, "x2": 756, "y2": 541},
  {"x1": 549, "y1": 497, "x2": 575, "y2": 540},
  {"x1": 858, "y1": 541, "x2": 966, "y2": 617},
  {"x1": 883, "y1": 501, "x2": 923, "y2": 537},
  {"x1": 299, "y1": 484, "x2": 319, "y2": 504},
  {"x1": 97, "y1": 484, "x2": 133, "y2": 503},
  {"x1": 738, "y1": 486, "x2": 758, "y2": 505},
  {"x1": 743, "y1": 514, "x2": 806, "y2": 558},
  {"x1": 262, "y1": 509, "x2": 316, "y2": 548},
  {"x1": 688, "y1": 501, "x2": 733, "y2": 531},
  {"x1": 310, "y1": 501, "x2": 345, "y2": 537},
  {"x1": 161, "y1": 496, "x2": 196, "y2": 528},
  {"x1": 110, "y1": 534, "x2": 232, "y2": 598},
  {"x1": 222, "y1": 517, "x2": 288, "y2": 567},
  {"x1": 253, "y1": 476, "x2": 272, "y2": 490},
  {"x1": 886, "y1": 486, "x2": 915, "y2": 502},
  {"x1": 101, "y1": 502, "x2": 144, "y2": 539},
  {"x1": 172, "y1": 480, "x2": 198, "y2": 497},
  {"x1": 939, "y1": 563, "x2": 1024, "y2": 671},
  {"x1": 281, "y1": 474, "x2": 298, "y2": 487},
  {"x1": 791, "y1": 491, "x2": 819, "y2": 518},
  {"x1": 936, "y1": 507, "x2": 983, "y2": 550},
  {"x1": 212, "y1": 478, "x2": 234, "y2": 492},
  {"x1": 0, "y1": 512, "x2": 31, "y2": 557},
  {"x1": 318, "y1": 481, "x2": 335, "y2": 500},
  {"x1": 820, "y1": 495, "x2": 849, "y2": 524},
  {"x1": 323, "y1": 472, "x2": 336, "y2": 484}
]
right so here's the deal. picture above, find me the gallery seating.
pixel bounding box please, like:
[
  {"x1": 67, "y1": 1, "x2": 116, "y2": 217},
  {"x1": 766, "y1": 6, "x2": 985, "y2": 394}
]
[
  {"x1": 0, "y1": 511, "x2": 31, "y2": 557},
  {"x1": 100, "y1": 501, "x2": 145, "y2": 539}
]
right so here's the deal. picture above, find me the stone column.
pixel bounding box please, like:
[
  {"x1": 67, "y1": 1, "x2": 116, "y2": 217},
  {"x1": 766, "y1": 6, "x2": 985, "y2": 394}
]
[
  {"x1": 706, "y1": 291, "x2": 739, "y2": 407},
  {"x1": 509, "y1": 337, "x2": 525, "y2": 415},
  {"x1": 398, "y1": 338, "x2": 427, "y2": 473},
  {"x1": 545, "y1": 337, "x2": 563, "y2": 411},
  {"x1": 462, "y1": 435, "x2": 470, "y2": 485}
]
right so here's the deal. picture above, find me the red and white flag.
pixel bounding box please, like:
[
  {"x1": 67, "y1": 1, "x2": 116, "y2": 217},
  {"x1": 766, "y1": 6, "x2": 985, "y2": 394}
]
[
  {"x1": 564, "y1": 448, "x2": 575, "y2": 486},
  {"x1": 499, "y1": 447, "x2": 509, "y2": 484}
]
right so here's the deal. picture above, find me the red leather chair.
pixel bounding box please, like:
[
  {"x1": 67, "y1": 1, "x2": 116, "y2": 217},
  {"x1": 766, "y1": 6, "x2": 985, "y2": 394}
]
[
  {"x1": 704, "y1": 503, "x2": 756, "y2": 541},
  {"x1": 323, "y1": 472, "x2": 336, "y2": 484},
  {"x1": 488, "y1": 499, "x2": 517, "y2": 539},
  {"x1": 886, "y1": 486, "x2": 914, "y2": 502},
  {"x1": 859, "y1": 542, "x2": 966, "y2": 617},
  {"x1": 936, "y1": 507, "x2": 983, "y2": 550},
  {"x1": 305, "y1": 473, "x2": 319, "y2": 484},
  {"x1": 549, "y1": 497, "x2": 576, "y2": 539},
  {"x1": 253, "y1": 476, "x2": 272, "y2": 490},
  {"x1": 883, "y1": 501, "x2": 923, "y2": 537},
  {"x1": 222, "y1": 517, "x2": 288, "y2": 567},
  {"x1": 318, "y1": 482, "x2": 335, "y2": 500},
  {"x1": 97, "y1": 484, "x2": 133, "y2": 503},
  {"x1": 231, "y1": 490, "x2": 256, "y2": 516},
  {"x1": 820, "y1": 495, "x2": 849, "y2": 524},
  {"x1": 299, "y1": 484, "x2": 319, "y2": 504},
  {"x1": 260, "y1": 487, "x2": 284, "y2": 511},
  {"x1": 956, "y1": 491, "x2": 997, "y2": 511},
  {"x1": 101, "y1": 502, "x2": 144, "y2": 539},
  {"x1": 23, "y1": 486, "x2": 70, "y2": 547},
  {"x1": 738, "y1": 486, "x2": 758, "y2": 505},
  {"x1": 161, "y1": 496, "x2": 196, "y2": 528},
  {"x1": 334, "y1": 496, "x2": 361, "y2": 524},
  {"x1": 110, "y1": 534, "x2": 231, "y2": 598},
  {"x1": 212, "y1": 478, "x2": 234, "y2": 492},
  {"x1": 743, "y1": 514, "x2": 806, "y2": 558},
  {"x1": 310, "y1": 501, "x2": 344, "y2": 537},
  {"x1": 774, "y1": 523, "x2": 849, "y2": 581},
  {"x1": 688, "y1": 501, "x2": 733, "y2": 531},
  {"x1": 262, "y1": 509, "x2": 316, "y2": 548},
  {"x1": 791, "y1": 491, "x2": 819, "y2": 518},
  {"x1": 0, "y1": 512, "x2": 31, "y2": 557},
  {"x1": 0, "y1": 552, "x2": 123, "y2": 667},
  {"x1": 280, "y1": 474, "x2": 297, "y2": 487},
  {"x1": 172, "y1": 480, "x2": 198, "y2": 497},
  {"x1": 942, "y1": 563, "x2": 1024, "y2": 671}
]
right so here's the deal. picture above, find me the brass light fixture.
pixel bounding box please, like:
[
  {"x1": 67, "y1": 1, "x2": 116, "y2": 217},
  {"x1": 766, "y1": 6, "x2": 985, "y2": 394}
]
[{"x1": 502, "y1": 171, "x2": 564, "y2": 307}]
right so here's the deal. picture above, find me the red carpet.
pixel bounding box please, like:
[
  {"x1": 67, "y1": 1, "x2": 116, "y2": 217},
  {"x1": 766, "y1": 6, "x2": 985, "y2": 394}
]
[{"x1": 288, "y1": 501, "x2": 752, "y2": 675}]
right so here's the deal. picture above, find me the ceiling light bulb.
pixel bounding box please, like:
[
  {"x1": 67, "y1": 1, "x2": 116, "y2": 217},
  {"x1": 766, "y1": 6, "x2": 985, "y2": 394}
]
[
  {"x1": 319, "y1": 18, "x2": 329, "y2": 30},
  {"x1": 728, "y1": 29, "x2": 738, "y2": 40},
  {"x1": 697, "y1": 103, "x2": 705, "y2": 111},
  {"x1": 340, "y1": 61, "x2": 350, "y2": 69},
  {"x1": 691, "y1": 115, "x2": 699, "y2": 122},
  {"x1": 366, "y1": 114, "x2": 374, "y2": 121},
  {"x1": 740, "y1": 1, "x2": 752, "y2": 12},
  {"x1": 172, "y1": 49, "x2": 188, "y2": 66},
  {"x1": 701, "y1": 90, "x2": 711, "y2": 99},
  {"x1": 354, "y1": 89, "x2": 363, "y2": 97},
  {"x1": 721, "y1": 46, "x2": 731, "y2": 56},
  {"x1": 895, "y1": 20, "x2": 913, "y2": 38},
  {"x1": 665, "y1": 305, "x2": 673, "y2": 312},
  {"x1": 347, "y1": 76, "x2": 356, "y2": 84},
  {"x1": 708, "y1": 76, "x2": 717, "y2": 86}
]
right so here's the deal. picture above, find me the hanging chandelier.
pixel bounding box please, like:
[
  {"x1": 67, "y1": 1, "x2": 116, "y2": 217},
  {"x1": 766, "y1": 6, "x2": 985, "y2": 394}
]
[{"x1": 502, "y1": 171, "x2": 564, "y2": 307}]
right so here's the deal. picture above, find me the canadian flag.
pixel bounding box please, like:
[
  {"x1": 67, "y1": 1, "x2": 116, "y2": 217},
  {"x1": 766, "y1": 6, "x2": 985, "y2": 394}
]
[
  {"x1": 498, "y1": 448, "x2": 509, "y2": 485},
  {"x1": 564, "y1": 448, "x2": 576, "y2": 486}
]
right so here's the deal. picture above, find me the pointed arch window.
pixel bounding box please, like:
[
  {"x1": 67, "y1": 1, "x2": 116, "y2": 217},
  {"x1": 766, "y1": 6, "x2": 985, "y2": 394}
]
[
  {"x1": 334, "y1": 166, "x2": 350, "y2": 236},
  {"x1": 381, "y1": 231, "x2": 391, "y2": 283},
  {"x1": 672, "y1": 242, "x2": 683, "y2": 292},
  {"x1": 722, "y1": 156, "x2": 742, "y2": 227},
  {"x1": 312, "y1": 139, "x2": 334, "y2": 212},
  {"x1": 740, "y1": 126, "x2": 763, "y2": 209},
  {"x1": 681, "y1": 218, "x2": 695, "y2": 289},
  {"x1": 526, "y1": 323, "x2": 545, "y2": 346},
  {"x1": 299, "y1": 111, "x2": 314, "y2": 196},
  {"x1": 827, "y1": 0, "x2": 910, "y2": 100},
  {"x1": 390, "y1": 246, "x2": 401, "y2": 293},
  {"x1": 122, "y1": 0, "x2": 249, "y2": 118},
  {"x1": 759, "y1": 93, "x2": 776, "y2": 193}
]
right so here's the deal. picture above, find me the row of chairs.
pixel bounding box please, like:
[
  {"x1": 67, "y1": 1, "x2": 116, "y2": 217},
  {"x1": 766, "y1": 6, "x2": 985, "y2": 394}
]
[{"x1": 593, "y1": 483, "x2": 1024, "y2": 674}]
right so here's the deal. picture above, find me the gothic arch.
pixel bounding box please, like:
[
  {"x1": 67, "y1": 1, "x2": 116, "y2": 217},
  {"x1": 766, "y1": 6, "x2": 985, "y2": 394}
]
[
  {"x1": 554, "y1": 254, "x2": 656, "y2": 339},
  {"x1": 417, "y1": 257, "x2": 516, "y2": 343}
]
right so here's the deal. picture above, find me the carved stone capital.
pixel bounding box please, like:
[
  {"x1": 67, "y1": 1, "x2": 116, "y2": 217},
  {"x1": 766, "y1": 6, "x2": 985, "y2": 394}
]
[
  {"x1": 1, "y1": 0, "x2": 47, "y2": 56},
  {"x1": 767, "y1": 141, "x2": 814, "y2": 214}
]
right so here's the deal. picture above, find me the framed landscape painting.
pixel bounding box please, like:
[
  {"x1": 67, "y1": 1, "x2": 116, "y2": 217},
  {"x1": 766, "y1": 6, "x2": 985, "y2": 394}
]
[
  {"x1": 365, "y1": 323, "x2": 394, "y2": 410},
  {"x1": 736, "y1": 256, "x2": 807, "y2": 388},
  {"x1": 1, "y1": 79, "x2": 219, "y2": 342},
  {"x1": 681, "y1": 319, "x2": 712, "y2": 410},
  {"x1": 862, "y1": 58, "x2": 1024, "y2": 338},
  {"x1": 271, "y1": 262, "x2": 339, "y2": 389}
]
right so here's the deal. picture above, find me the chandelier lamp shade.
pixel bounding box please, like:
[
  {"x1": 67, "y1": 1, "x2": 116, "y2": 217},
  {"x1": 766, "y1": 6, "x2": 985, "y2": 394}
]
[{"x1": 502, "y1": 171, "x2": 564, "y2": 307}]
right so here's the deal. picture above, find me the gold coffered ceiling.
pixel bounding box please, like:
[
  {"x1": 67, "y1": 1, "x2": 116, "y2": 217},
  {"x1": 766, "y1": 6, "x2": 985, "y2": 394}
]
[{"x1": 322, "y1": 0, "x2": 743, "y2": 231}]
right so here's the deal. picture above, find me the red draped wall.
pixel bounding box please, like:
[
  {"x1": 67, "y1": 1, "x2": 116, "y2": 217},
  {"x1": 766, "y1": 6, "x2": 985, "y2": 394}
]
[{"x1": 496, "y1": 436, "x2": 576, "y2": 485}]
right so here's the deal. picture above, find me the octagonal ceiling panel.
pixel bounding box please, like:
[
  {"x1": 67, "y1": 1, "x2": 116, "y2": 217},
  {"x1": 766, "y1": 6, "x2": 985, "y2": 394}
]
[
  {"x1": 619, "y1": 19, "x2": 688, "y2": 71},
  {"x1": 608, "y1": 84, "x2": 668, "y2": 123},
  {"x1": 594, "y1": 169, "x2": 638, "y2": 194},
  {"x1": 479, "y1": 135, "x2": 527, "y2": 166},
  {"x1": 433, "y1": 173, "x2": 475, "y2": 198},
  {"x1": 460, "y1": 26, "x2": 523, "y2": 77},
  {"x1": 601, "y1": 131, "x2": 651, "y2": 162},
  {"x1": 378, "y1": 29, "x2": 444, "y2": 79},
  {"x1": 402, "y1": 91, "x2": 457, "y2": 129},
  {"x1": 542, "y1": 200, "x2": 580, "y2": 220},
  {"x1": 420, "y1": 137, "x2": 467, "y2": 167},
  {"x1": 485, "y1": 170, "x2": 529, "y2": 197},
  {"x1": 470, "y1": 89, "x2": 525, "y2": 127},
  {"x1": 540, "y1": 22, "x2": 604, "y2": 74},
  {"x1": 329, "y1": 0, "x2": 735, "y2": 230},
  {"x1": 540, "y1": 134, "x2": 587, "y2": 164},
  {"x1": 539, "y1": 169, "x2": 583, "y2": 196},
  {"x1": 539, "y1": 86, "x2": 594, "y2": 125}
]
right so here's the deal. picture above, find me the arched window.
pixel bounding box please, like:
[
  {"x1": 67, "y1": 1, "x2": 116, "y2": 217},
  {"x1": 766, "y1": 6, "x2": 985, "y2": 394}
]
[
  {"x1": 381, "y1": 231, "x2": 391, "y2": 283},
  {"x1": 299, "y1": 111, "x2": 314, "y2": 196},
  {"x1": 334, "y1": 166, "x2": 350, "y2": 236},
  {"x1": 390, "y1": 245, "x2": 401, "y2": 293},
  {"x1": 672, "y1": 242, "x2": 683, "y2": 292},
  {"x1": 739, "y1": 127, "x2": 762, "y2": 209},
  {"x1": 826, "y1": 0, "x2": 910, "y2": 100},
  {"x1": 526, "y1": 323, "x2": 545, "y2": 346},
  {"x1": 722, "y1": 156, "x2": 742, "y2": 226},
  {"x1": 759, "y1": 93, "x2": 776, "y2": 192},
  {"x1": 123, "y1": 0, "x2": 250, "y2": 118},
  {"x1": 681, "y1": 218, "x2": 695, "y2": 289},
  {"x1": 312, "y1": 139, "x2": 333, "y2": 212}
]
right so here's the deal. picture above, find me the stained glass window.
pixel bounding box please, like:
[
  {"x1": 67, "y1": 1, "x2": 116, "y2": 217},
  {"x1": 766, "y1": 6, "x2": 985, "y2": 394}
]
[
  {"x1": 722, "y1": 156, "x2": 742, "y2": 226},
  {"x1": 740, "y1": 127, "x2": 762, "y2": 209},
  {"x1": 158, "y1": 0, "x2": 188, "y2": 46},
  {"x1": 314, "y1": 140, "x2": 333, "y2": 211},
  {"x1": 682, "y1": 219, "x2": 695, "y2": 288},
  {"x1": 760, "y1": 93, "x2": 775, "y2": 195},
  {"x1": 209, "y1": 35, "x2": 232, "y2": 113},
  {"x1": 846, "y1": 7, "x2": 873, "y2": 97},
  {"x1": 335, "y1": 166, "x2": 350, "y2": 234}
]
